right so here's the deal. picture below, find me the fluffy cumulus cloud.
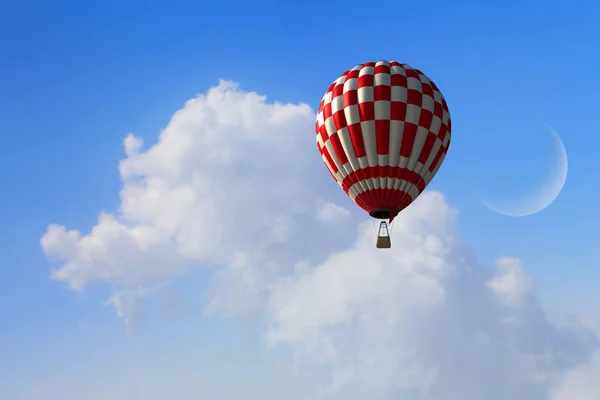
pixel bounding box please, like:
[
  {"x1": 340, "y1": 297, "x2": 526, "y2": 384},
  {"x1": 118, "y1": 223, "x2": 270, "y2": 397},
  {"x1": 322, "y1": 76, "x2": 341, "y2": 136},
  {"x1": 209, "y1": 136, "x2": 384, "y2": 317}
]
[
  {"x1": 264, "y1": 194, "x2": 599, "y2": 400},
  {"x1": 487, "y1": 257, "x2": 532, "y2": 307},
  {"x1": 41, "y1": 80, "x2": 341, "y2": 323},
  {"x1": 551, "y1": 348, "x2": 600, "y2": 400},
  {"x1": 317, "y1": 201, "x2": 351, "y2": 224},
  {"x1": 42, "y1": 81, "x2": 599, "y2": 399}
]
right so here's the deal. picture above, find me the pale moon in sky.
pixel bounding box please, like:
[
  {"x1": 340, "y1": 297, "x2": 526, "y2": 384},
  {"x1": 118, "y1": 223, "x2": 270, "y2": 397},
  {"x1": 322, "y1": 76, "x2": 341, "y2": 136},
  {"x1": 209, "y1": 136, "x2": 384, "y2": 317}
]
[{"x1": 483, "y1": 125, "x2": 568, "y2": 217}]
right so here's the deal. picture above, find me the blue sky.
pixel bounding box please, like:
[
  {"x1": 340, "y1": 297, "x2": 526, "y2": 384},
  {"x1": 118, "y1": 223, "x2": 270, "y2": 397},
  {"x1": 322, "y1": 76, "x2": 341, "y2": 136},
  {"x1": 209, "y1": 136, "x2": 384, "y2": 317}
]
[{"x1": 1, "y1": 0, "x2": 600, "y2": 399}]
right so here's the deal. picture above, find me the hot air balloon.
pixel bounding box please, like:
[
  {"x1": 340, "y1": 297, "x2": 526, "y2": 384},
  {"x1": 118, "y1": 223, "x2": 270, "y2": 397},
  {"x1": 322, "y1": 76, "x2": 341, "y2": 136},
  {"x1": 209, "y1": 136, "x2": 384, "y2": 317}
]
[{"x1": 316, "y1": 61, "x2": 451, "y2": 248}]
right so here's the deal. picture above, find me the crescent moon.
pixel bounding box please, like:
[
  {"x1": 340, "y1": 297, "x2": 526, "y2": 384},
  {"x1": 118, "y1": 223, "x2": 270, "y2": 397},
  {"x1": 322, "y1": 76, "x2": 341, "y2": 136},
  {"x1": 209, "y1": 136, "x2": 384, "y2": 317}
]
[{"x1": 483, "y1": 125, "x2": 568, "y2": 217}]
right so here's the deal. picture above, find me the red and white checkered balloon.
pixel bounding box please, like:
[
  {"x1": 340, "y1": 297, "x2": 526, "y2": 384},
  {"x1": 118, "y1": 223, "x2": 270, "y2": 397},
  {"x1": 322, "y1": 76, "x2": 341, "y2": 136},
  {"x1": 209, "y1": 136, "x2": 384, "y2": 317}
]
[{"x1": 316, "y1": 61, "x2": 452, "y2": 222}]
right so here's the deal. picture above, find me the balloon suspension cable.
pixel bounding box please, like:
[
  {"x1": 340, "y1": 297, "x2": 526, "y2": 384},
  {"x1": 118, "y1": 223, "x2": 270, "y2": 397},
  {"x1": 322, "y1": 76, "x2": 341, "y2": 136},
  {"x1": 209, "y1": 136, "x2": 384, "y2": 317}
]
[{"x1": 388, "y1": 218, "x2": 396, "y2": 234}]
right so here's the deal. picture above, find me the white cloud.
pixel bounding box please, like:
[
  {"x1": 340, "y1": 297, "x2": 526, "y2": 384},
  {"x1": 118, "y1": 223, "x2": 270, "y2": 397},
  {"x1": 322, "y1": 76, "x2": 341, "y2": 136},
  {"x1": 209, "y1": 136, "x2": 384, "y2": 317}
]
[
  {"x1": 487, "y1": 257, "x2": 532, "y2": 307},
  {"x1": 317, "y1": 202, "x2": 351, "y2": 224},
  {"x1": 41, "y1": 80, "x2": 599, "y2": 399},
  {"x1": 552, "y1": 350, "x2": 600, "y2": 400},
  {"x1": 41, "y1": 79, "x2": 325, "y2": 310},
  {"x1": 262, "y1": 192, "x2": 599, "y2": 399},
  {"x1": 105, "y1": 283, "x2": 165, "y2": 331}
]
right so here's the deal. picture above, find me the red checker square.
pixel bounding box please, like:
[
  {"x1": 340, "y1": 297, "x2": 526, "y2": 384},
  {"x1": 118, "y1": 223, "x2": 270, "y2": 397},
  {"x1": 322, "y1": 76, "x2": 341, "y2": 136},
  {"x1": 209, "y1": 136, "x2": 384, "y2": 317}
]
[
  {"x1": 330, "y1": 133, "x2": 349, "y2": 165},
  {"x1": 323, "y1": 149, "x2": 338, "y2": 173},
  {"x1": 407, "y1": 89, "x2": 422, "y2": 105},
  {"x1": 400, "y1": 123, "x2": 418, "y2": 157},
  {"x1": 375, "y1": 120, "x2": 390, "y2": 154},
  {"x1": 374, "y1": 85, "x2": 391, "y2": 102},
  {"x1": 421, "y1": 83, "x2": 434, "y2": 97},
  {"x1": 405, "y1": 69, "x2": 419, "y2": 79},
  {"x1": 358, "y1": 101, "x2": 375, "y2": 121},
  {"x1": 436, "y1": 124, "x2": 448, "y2": 140},
  {"x1": 418, "y1": 132, "x2": 437, "y2": 163},
  {"x1": 375, "y1": 64, "x2": 391, "y2": 74},
  {"x1": 347, "y1": 69, "x2": 360, "y2": 79},
  {"x1": 322, "y1": 102, "x2": 333, "y2": 120},
  {"x1": 318, "y1": 124, "x2": 329, "y2": 142},
  {"x1": 418, "y1": 109, "x2": 433, "y2": 128},
  {"x1": 358, "y1": 74, "x2": 374, "y2": 88},
  {"x1": 433, "y1": 101, "x2": 443, "y2": 118},
  {"x1": 348, "y1": 123, "x2": 367, "y2": 158},
  {"x1": 390, "y1": 101, "x2": 407, "y2": 121},
  {"x1": 333, "y1": 110, "x2": 348, "y2": 130},
  {"x1": 343, "y1": 90, "x2": 359, "y2": 106},
  {"x1": 391, "y1": 74, "x2": 407, "y2": 88},
  {"x1": 332, "y1": 84, "x2": 344, "y2": 99}
]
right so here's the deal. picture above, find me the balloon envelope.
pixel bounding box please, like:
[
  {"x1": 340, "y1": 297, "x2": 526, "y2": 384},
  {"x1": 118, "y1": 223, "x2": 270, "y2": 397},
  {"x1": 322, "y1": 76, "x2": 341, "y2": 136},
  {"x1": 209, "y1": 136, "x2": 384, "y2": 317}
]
[{"x1": 316, "y1": 60, "x2": 452, "y2": 221}]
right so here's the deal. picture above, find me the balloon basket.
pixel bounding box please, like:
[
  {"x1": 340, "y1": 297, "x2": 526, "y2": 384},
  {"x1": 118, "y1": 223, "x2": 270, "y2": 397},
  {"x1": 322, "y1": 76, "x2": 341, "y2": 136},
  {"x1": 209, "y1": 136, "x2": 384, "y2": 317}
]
[{"x1": 376, "y1": 221, "x2": 391, "y2": 249}]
